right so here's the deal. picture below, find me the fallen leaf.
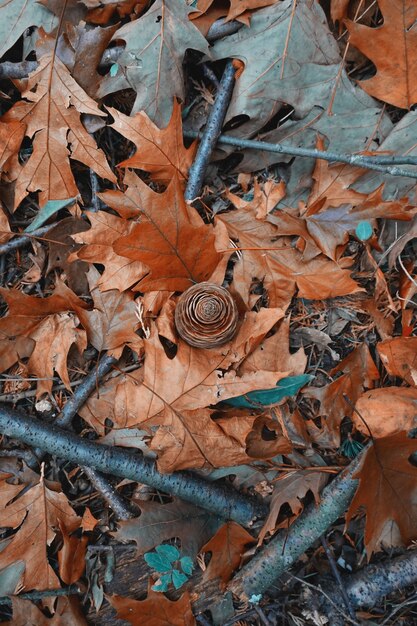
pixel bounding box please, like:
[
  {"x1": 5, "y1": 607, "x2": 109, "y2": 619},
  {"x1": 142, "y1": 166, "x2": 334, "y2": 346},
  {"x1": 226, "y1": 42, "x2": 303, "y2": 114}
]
[
  {"x1": 354, "y1": 387, "x2": 417, "y2": 438},
  {"x1": 113, "y1": 172, "x2": 225, "y2": 292},
  {"x1": 201, "y1": 522, "x2": 255, "y2": 586},
  {"x1": 97, "y1": 0, "x2": 209, "y2": 125},
  {"x1": 346, "y1": 433, "x2": 417, "y2": 556},
  {"x1": 347, "y1": 0, "x2": 417, "y2": 108},
  {"x1": 0, "y1": 474, "x2": 81, "y2": 591},
  {"x1": 377, "y1": 337, "x2": 417, "y2": 386},
  {"x1": 109, "y1": 101, "x2": 197, "y2": 184},
  {"x1": 258, "y1": 470, "x2": 327, "y2": 543},
  {"x1": 1, "y1": 30, "x2": 116, "y2": 209},
  {"x1": 108, "y1": 589, "x2": 196, "y2": 626},
  {"x1": 113, "y1": 499, "x2": 221, "y2": 559}
]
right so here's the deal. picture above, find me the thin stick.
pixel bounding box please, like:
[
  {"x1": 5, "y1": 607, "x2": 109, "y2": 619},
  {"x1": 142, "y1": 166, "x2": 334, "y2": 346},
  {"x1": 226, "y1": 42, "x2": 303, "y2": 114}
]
[
  {"x1": 185, "y1": 61, "x2": 236, "y2": 201},
  {"x1": 0, "y1": 403, "x2": 267, "y2": 527},
  {"x1": 321, "y1": 534, "x2": 356, "y2": 619},
  {"x1": 227, "y1": 445, "x2": 369, "y2": 600},
  {"x1": 0, "y1": 224, "x2": 56, "y2": 257},
  {"x1": 184, "y1": 131, "x2": 417, "y2": 178},
  {"x1": 0, "y1": 584, "x2": 82, "y2": 604}
]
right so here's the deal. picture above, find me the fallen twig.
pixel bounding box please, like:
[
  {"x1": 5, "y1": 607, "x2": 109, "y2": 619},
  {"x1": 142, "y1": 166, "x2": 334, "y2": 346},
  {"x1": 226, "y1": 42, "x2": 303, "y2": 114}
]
[
  {"x1": 0, "y1": 224, "x2": 57, "y2": 257},
  {"x1": 184, "y1": 131, "x2": 417, "y2": 179},
  {"x1": 0, "y1": 403, "x2": 267, "y2": 527},
  {"x1": 185, "y1": 60, "x2": 236, "y2": 201},
  {"x1": 320, "y1": 549, "x2": 417, "y2": 625},
  {"x1": 55, "y1": 354, "x2": 117, "y2": 429},
  {"x1": 0, "y1": 585, "x2": 83, "y2": 605},
  {"x1": 321, "y1": 534, "x2": 356, "y2": 620},
  {"x1": 227, "y1": 446, "x2": 369, "y2": 601}
]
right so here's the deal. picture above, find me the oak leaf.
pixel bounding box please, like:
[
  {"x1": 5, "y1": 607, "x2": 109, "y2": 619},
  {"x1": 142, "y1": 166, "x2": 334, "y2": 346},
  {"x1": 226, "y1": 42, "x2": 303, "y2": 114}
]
[
  {"x1": 258, "y1": 470, "x2": 327, "y2": 543},
  {"x1": 70, "y1": 211, "x2": 147, "y2": 292},
  {"x1": 0, "y1": 280, "x2": 88, "y2": 392},
  {"x1": 75, "y1": 267, "x2": 143, "y2": 358},
  {"x1": 201, "y1": 522, "x2": 255, "y2": 585},
  {"x1": 5, "y1": 596, "x2": 88, "y2": 626},
  {"x1": 109, "y1": 101, "x2": 197, "y2": 185},
  {"x1": 377, "y1": 337, "x2": 417, "y2": 387},
  {"x1": 80, "y1": 308, "x2": 287, "y2": 434},
  {"x1": 353, "y1": 387, "x2": 417, "y2": 438},
  {"x1": 0, "y1": 0, "x2": 56, "y2": 58},
  {"x1": 346, "y1": 433, "x2": 417, "y2": 556},
  {"x1": 113, "y1": 172, "x2": 225, "y2": 292},
  {"x1": 108, "y1": 590, "x2": 195, "y2": 626},
  {"x1": 347, "y1": 0, "x2": 417, "y2": 108},
  {"x1": 193, "y1": 0, "x2": 279, "y2": 24},
  {"x1": 218, "y1": 189, "x2": 362, "y2": 309},
  {"x1": 1, "y1": 30, "x2": 116, "y2": 209},
  {"x1": 97, "y1": 0, "x2": 209, "y2": 125},
  {"x1": 0, "y1": 120, "x2": 25, "y2": 172},
  {"x1": 113, "y1": 499, "x2": 221, "y2": 559},
  {"x1": 0, "y1": 474, "x2": 81, "y2": 591},
  {"x1": 304, "y1": 344, "x2": 379, "y2": 447}
]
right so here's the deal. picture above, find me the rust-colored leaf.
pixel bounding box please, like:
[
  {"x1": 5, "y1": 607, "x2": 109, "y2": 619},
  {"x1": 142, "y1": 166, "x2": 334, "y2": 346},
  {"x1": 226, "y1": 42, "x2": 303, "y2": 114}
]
[
  {"x1": 201, "y1": 522, "x2": 255, "y2": 586},
  {"x1": 108, "y1": 589, "x2": 196, "y2": 626},
  {"x1": 346, "y1": 433, "x2": 417, "y2": 556},
  {"x1": 347, "y1": 0, "x2": 417, "y2": 108},
  {"x1": 1, "y1": 30, "x2": 116, "y2": 209},
  {"x1": 109, "y1": 101, "x2": 197, "y2": 185},
  {"x1": 113, "y1": 172, "x2": 225, "y2": 292}
]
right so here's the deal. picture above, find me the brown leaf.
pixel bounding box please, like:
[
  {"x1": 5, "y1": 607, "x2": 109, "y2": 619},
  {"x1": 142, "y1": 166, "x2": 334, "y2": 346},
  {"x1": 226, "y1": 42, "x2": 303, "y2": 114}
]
[
  {"x1": 108, "y1": 590, "x2": 195, "y2": 626},
  {"x1": 70, "y1": 211, "x2": 147, "y2": 292},
  {"x1": 80, "y1": 307, "x2": 287, "y2": 440},
  {"x1": 113, "y1": 172, "x2": 225, "y2": 292},
  {"x1": 0, "y1": 474, "x2": 81, "y2": 591},
  {"x1": 201, "y1": 522, "x2": 255, "y2": 586},
  {"x1": 346, "y1": 433, "x2": 417, "y2": 556},
  {"x1": 258, "y1": 470, "x2": 327, "y2": 543},
  {"x1": 75, "y1": 267, "x2": 143, "y2": 358},
  {"x1": 5, "y1": 596, "x2": 88, "y2": 626},
  {"x1": 58, "y1": 521, "x2": 88, "y2": 585},
  {"x1": 377, "y1": 337, "x2": 417, "y2": 386},
  {"x1": 347, "y1": 0, "x2": 417, "y2": 108},
  {"x1": 304, "y1": 344, "x2": 379, "y2": 447},
  {"x1": 0, "y1": 280, "x2": 88, "y2": 387},
  {"x1": 354, "y1": 387, "x2": 417, "y2": 438},
  {"x1": 46, "y1": 217, "x2": 89, "y2": 296},
  {"x1": 113, "y1": 500, "x2": 221, "y2": 559},
  {"x1": 27, "y1": 312, "x2": 87, "y2": 397},
  {"x1": 109, "y1": 100, "x2": 197, "y2": 184},
  {"x1": 149, "y1": 407, "x2": 259, "y2": 472},
  {"x1": 0, "y1": 120, "x2": 25, "y2": 171},
  {"x1": 218, "y1": 190, "x2": 362, "y2": 309},
  {"x1": 1, "y1": 30, "x2": 116, "y2": 209}
]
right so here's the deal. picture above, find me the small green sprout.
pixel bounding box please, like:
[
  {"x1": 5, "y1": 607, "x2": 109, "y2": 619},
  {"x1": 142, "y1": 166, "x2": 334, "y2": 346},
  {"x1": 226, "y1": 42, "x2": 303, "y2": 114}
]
[{"x1": 144, "y1": 545, "x2": 194, "y2": 593}]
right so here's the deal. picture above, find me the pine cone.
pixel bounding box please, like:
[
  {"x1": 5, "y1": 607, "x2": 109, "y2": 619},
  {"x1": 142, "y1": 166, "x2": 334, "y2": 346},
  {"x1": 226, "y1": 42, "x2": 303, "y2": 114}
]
[{"x1": 174, "y1": 282, "x2": 239, "y2": 348}]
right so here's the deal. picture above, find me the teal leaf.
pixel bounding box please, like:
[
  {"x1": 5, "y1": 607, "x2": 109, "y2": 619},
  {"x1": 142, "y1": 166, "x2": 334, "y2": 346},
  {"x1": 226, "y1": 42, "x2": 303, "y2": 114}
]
[
  {"x1": 25, "y1": 197, "x2": 78, "y2": 233},
  {"x1": 355, "y1": 220, "x2": 373, "y2": 241},
  {"x1": 152, "y1": 573, "x2": 172, "y2": 593},
  {"x1": 144, "y1": 552, "x2": 172, "y2": 573},
  {"x1": 110, "y1": 63, "x2": 119, "y2": 77},
  {"x1": 172, "y1": 569, "x2": 189, "y2": 590},
  {"x1": 225, "y1": 374, "x2": 313, "y2": 408},
  {"x1": 155, "y1": 544, "x2": 180, "y2": 563},
  {"x1": 180, "y1": 556, "x2": 194, "y2": 576}
]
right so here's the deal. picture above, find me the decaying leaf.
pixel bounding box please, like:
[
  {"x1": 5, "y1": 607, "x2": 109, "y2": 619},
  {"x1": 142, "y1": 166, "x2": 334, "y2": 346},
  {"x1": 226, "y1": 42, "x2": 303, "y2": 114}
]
[
  {"x1": 97, "y1": 0, "x2": 209, "y2": 125},
  {"x1": 109, "y1": 100, "x2": 197, "y2": 184},
  {"x1": 353, "y1": 387, "x2": 417, "y2": 438},
  {"x1": 1, "y1": 30, "x2": 116, "y2": 209},
  {"x1": 347, "y1": 0, "x2": 417, "y2": 108},
  {"x1": 201, "y1": 521, "x2": 255, "y2": 586},
  {"x1": 108, "y1": 589, "x2": 196, "y2": 626},
  {"x1": 346, "y1": 433, "x2": 417, "y2": 556},
  {"x1": 0, "y1": 473, "x2": 81, "y2": 591}
]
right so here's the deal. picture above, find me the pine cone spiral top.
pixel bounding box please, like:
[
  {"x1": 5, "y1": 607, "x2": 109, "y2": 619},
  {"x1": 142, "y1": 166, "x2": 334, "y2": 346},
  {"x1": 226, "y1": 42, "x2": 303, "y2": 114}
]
[{"x1": 174, "y1": 282, "x2": 239, "y2": 348}]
